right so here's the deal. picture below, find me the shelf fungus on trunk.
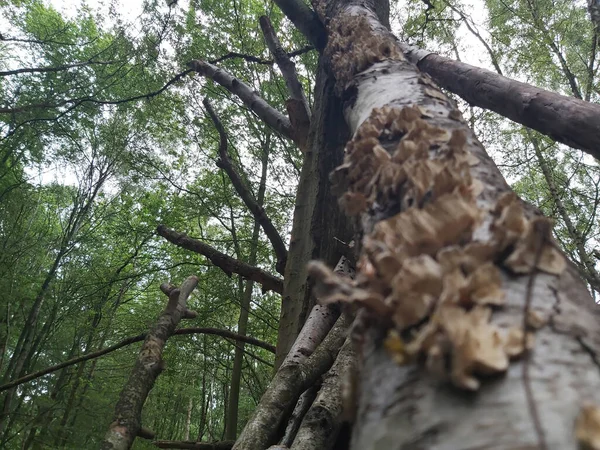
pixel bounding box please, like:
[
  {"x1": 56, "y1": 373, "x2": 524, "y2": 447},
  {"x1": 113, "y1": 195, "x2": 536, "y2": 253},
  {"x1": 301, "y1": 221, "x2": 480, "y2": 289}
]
[
  {"x1": 309, "y1": 98, "x2": 566, "y2": 391},
  {"x1": 305, "y1": 0, "x2": 571, "y2": 398},
  {"x1": 308, "y1": 9, "x2": 566, "y2": 393}
]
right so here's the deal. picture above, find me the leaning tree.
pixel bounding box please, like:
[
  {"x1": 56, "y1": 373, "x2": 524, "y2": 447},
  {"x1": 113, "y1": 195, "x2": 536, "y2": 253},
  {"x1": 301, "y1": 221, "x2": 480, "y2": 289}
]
[{"x1": 89, "y1": 0, "x2": 600, "y2": 448}]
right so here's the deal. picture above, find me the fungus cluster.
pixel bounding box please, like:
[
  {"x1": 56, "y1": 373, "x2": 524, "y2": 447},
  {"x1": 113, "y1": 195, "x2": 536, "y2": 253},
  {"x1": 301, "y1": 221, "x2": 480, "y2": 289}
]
[
  {"x1": 310, "y1": 102, "x2": 565, "y2": 390},
  {"x1": 325, "y1": 14, "x2": 402, "y2": 95}
]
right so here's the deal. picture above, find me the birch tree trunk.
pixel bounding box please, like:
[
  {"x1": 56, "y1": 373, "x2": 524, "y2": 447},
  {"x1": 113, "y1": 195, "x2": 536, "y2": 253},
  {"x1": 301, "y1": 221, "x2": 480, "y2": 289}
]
[{"x1": 300, "y1": 0, "x2": 600, "y2": 448}]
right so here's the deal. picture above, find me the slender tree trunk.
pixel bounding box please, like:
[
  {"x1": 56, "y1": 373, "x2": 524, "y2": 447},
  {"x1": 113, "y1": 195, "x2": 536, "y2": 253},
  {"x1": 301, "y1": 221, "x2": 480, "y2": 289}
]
[
  {"x1": 184, "y1": 398, "x2": 193, "y2": 441},
  {"x1": 225, "y1": 138, "x2": 270, "y2": 440}
]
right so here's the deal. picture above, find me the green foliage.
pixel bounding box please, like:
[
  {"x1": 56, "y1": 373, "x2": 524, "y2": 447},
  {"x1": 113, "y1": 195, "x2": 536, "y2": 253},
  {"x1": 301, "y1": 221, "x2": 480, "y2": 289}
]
[{"x1": 0, "y1": 0, "x2": 598, "y2": 447}]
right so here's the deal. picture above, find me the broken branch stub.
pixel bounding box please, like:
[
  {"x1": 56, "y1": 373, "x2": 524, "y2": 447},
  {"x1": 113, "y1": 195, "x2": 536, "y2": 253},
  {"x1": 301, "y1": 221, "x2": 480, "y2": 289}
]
[{"x1": 101, "y1": 276, "x2": 199, "y2": 450}]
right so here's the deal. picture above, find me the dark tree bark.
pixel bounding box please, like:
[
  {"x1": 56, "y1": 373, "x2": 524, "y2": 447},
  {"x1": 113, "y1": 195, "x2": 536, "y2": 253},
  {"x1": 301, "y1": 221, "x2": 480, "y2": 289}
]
[
  {"x1": 275, "y1": 58, "x2": 353, "y2": 368},
  {"x1": 400, "y1": 43, "x2": 600, "y2": 159}
]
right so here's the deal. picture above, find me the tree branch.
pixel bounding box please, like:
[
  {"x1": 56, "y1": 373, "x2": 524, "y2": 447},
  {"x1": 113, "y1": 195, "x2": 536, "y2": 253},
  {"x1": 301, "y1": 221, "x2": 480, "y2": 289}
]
[
  {"x1": 202, "y1": 99, "x2": 288, "y2": 275},
  {"x1": 0, "y1": 69, "x2": 192, "y2": 115},
  {"x1": 260, "y1": 16, "x2": 311, "y2": 151},
  {"x1": 290, "y1": 339, "x2": 354, "y2": 449},
  {"x1": 0, "y1": 327, "x2": 274, "y2": 393},
  {"x1": 0, "y1": 60, "x2": 117, "y2": 77},
  {"x1": 187, "y1": 60, "x2": 294, "y2": 141},
  {"x1": 101, "y1": 275, "x2": 199, "y2": 450},
  {"x1": 399, "y1": 43, "x2": 600, "y2": 159},
  {"x1": 157, "y1": 225, "x2": 283, "y2": 294},
  {"x1": 270, "y1": 0, "x2": 327, "y2": 50},
  {"x1": 207, "y1": 46, "x2": 314, "y2": 66}
]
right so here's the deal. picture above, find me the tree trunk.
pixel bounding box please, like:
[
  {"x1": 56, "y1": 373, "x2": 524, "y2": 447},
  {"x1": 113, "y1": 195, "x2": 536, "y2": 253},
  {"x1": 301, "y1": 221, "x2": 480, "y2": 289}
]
[
  {"x1": 301, "y1": 1, "x2": 600, "y2": 448},
  {"x1": 225, "y1": 136, "x2": 270, "y2": 440},
  {"x1": 275, "y1": 58, "x2": 353, "y2": 368}
]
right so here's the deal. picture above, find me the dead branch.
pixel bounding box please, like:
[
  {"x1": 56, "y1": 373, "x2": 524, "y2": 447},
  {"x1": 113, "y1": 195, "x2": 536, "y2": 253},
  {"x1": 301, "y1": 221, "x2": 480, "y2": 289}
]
[
  {"x1": 279, "y1": 256, "x2": 352, "y2": 367},
  {"x1": 101, "y1": 276, "x2": 199, "y2": 450},
  {"x1": 399, "y1": 42, "x2": 600, "y2": 159},
  {"x1": 208, "y1": 46, "x2": 314, "y2": 66},
  {"x1": 202, "y1": 98, "x2": 288, "y2": 274},
  {"x1": 153, "y1": 441, "x2": 234, "y2": 449},
  {"x1": 232, "y1": 314, "x2": 350, "y2": 450},
  {"x1": 157, "y1": 225, "x2": 283, "y2": 293},
  {"x1": 0, "y1": 326, "x2": 274, "y2": 393},
  {"x1": 273, "y1": 258, "x2": 353, "y2": 446},
  {"x1": 187, "y1": 60, "x2": 294, "y2": 141},
  {"x1": 290, "y1": 339, "x2": 354, "y2": 449},
  {"x1": 270, "y1": 0, "x2": 326, "y2": 50},
  {"x1": 259, "y1": 16, "x2": 311, "y2": 151}
]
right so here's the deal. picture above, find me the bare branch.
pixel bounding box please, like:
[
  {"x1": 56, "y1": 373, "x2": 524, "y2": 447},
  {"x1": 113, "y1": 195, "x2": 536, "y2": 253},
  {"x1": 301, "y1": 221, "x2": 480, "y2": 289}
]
[
  {"x1": 400, "y1": 43, "x2": 600, "y2": 159},
  {"x1": 1, "y1": 69, "x2": 192, "y2": 115},
  {"x1": 187, "y1": 60, "x2": 294, "y2": 141},
  {"x1": 290, "y1": 339, "x2": 354, "y2": 449},
  {"x1": 157, "y1": 225, "x2": 283, "y2": 294},
  {"x1": 173, "y1": 328, "x2": 275, "y2": 353},
  {"x1": 0, "y1": 60, "x2": 117, "y2": 77},
  {"x1": 101, "y1": 275, "x2": 199, "y2": 450},
  {"x1": 208, "y1": 46, "x2": 314, "y2": 66},
  {"x1": 270, "y1": 0, "x2": 327, "y2": 50},
  {"x1": 0, "y1": 327, "x2": 274, "y2": 394},
  {"x1": 279, "y1": 385, "x2": 319, "y2": 447},
  {"x1": 202, "y1": 98, "x2": 288, "y2": 274},
  {"x1": 260, "y1": 16, "x2": 311, "y2": 150}
]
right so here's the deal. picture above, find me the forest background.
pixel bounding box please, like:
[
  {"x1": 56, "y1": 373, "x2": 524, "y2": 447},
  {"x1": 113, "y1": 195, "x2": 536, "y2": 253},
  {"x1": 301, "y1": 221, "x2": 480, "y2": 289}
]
[{"x1": 0, "y1": 0, "x2": 598, "y2": 448}]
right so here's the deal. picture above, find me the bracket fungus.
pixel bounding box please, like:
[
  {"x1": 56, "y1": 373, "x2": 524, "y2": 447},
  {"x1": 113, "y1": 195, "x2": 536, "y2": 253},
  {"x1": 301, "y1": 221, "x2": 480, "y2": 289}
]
[
  {"x1": 311, "y1": 99, "x2": 566, "y2": 391},
  {"x1": 311, "y1": 1, "x2": 566, "y2": 393}
]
